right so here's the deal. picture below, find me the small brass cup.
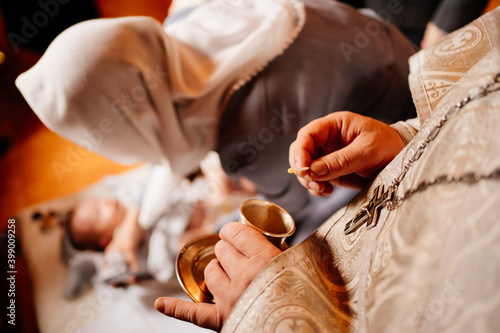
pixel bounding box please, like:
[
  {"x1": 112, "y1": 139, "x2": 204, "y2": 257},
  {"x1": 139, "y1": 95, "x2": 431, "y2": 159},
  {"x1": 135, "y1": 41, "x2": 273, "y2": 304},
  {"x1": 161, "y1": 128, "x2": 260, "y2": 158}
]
[{"x1": 239, "y1": 199, "x2": 295, "y2": 249}]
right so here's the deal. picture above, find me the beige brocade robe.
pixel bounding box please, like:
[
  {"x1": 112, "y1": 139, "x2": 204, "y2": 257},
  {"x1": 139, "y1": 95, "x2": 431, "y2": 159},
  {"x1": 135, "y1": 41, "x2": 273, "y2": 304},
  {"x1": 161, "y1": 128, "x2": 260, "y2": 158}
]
[{"x1": 222, "y1": 7, "x2": 500, "y2": 333}]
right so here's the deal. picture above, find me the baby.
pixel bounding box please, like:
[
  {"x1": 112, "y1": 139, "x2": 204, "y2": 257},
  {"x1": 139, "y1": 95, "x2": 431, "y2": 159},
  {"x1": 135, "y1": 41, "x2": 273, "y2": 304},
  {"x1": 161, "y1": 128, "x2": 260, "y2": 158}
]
[
  {"x1": 69, "y1": 197, "x2": 132, "y2": 252},
  {"x1": 62, "y1": 167, "x2": 257, "y2": 299},
  {"x1": 62, "y1": 197, "x2": 151, "y2": 298}
]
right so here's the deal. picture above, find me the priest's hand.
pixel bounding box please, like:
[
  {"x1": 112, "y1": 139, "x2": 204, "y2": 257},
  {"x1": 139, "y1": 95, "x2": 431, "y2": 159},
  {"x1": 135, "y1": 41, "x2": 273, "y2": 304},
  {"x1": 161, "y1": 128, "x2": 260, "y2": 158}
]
[
  {"x1": 155, "y1": 222, "x2": 282, "y2": 331},
  {"x1": 289, "y1": 111, "x2": 405, "y2": 196}
]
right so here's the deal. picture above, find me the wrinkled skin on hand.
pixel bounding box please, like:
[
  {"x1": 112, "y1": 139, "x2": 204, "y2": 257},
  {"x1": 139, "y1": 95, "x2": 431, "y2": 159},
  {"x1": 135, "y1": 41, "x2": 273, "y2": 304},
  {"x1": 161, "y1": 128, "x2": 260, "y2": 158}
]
[
  {"x1": 155, "y1": 222, "x2": 282, "y2": 331},
  {"x1": 289, "y1": 111, "x2": 405, "y2": 196}
]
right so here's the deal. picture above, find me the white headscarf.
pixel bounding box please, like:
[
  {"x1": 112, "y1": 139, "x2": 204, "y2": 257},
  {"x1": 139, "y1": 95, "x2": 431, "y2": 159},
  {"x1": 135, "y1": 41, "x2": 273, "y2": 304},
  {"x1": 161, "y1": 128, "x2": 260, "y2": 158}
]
[{"x1": 16, "y1": 0, "x2": 305, "y2": 178}]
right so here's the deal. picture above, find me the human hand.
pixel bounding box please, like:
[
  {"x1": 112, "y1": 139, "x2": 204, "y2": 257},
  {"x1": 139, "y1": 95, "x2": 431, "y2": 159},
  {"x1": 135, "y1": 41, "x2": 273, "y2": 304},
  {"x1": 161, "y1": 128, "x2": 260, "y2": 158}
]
[
  {"x1": 103, "y1": 226, "x2": 140, "y2": 273},
  {"x1": 289, "y1": 111, "x2": 405, "y2": 196},
  {"x1": 155, "y1": 222, "x2": 282, "y2": 331},
  {"x1": 103, "y1": 206, "x2": 142, "y2": 273}
]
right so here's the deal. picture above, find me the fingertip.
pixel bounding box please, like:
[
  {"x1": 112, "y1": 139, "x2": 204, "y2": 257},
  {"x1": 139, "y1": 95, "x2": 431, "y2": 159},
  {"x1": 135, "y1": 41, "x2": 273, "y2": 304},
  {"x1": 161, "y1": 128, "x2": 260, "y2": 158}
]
[
  {"x1": 221, "y1": 221, "x2": 255, "y2": 237},
  {"x1": 308, "y1": 188, "x2": 323, "y2": 197},
  {"x1": 155, "y1": 296, "x2": 221, "y2": 330},
  {"x1": 155, "y1": 298, "x2": 165, "y2": 313},
  {"x1": 219, "y1": 221, "x2": 245, "y2": 239},
  {"x1": 307, "y1": 181, "x2": 333, "y2": 197}
]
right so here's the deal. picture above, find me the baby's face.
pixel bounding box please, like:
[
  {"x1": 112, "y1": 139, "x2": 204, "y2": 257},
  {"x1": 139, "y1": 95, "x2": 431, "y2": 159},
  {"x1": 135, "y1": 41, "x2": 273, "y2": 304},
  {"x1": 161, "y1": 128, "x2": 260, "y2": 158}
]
[{"x1": 70, "y1": 198, "x2": 127, "y2": 250}]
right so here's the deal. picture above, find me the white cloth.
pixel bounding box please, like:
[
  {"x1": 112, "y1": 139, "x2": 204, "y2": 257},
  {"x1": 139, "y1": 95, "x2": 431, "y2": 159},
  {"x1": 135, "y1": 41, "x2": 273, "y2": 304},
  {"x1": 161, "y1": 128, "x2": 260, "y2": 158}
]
[{"x1": 16, "y1": 0, "x2": 305, "y2": 180}]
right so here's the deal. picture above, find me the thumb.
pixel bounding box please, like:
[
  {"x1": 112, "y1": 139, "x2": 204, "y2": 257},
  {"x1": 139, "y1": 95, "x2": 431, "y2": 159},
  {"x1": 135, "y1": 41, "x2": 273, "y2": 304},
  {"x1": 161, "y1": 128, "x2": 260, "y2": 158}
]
[
  {"x1": 155, "y1": 297, "x2": 222, "y2": 331},
  {"x1": 309, "y1": 135, "x2": 374, "y2": 182}
]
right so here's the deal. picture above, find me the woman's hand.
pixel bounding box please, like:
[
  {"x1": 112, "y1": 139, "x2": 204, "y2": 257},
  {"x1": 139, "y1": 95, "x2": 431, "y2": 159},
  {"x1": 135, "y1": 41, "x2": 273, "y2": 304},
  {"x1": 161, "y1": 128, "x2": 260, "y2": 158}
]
[
  {"x1": 289, "y1": 111, "x2": 405, "y2": 196},
  {"x1": 155, "y1": 222, "x2": 282, "y2": 331}
]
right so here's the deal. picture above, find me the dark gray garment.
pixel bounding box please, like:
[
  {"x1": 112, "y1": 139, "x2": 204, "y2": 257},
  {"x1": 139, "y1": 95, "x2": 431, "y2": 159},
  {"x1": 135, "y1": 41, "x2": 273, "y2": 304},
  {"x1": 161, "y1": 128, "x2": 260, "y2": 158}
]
[
  {"x1": 340, "y1": 0, "x2": 489, "y2": 33},
  {"x1": 431, "y1": 0, "x2": 489, "y2": 32},
  {"x1": 215, "y1": 0, "x2": 417, "y2": 235}
]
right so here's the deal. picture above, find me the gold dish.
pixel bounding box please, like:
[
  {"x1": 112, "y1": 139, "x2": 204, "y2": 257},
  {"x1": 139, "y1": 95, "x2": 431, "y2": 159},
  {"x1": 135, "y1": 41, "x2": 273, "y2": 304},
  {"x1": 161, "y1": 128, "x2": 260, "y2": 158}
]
[{"x1": 176, "y1": 234, "x2": 220, "y2": 303}]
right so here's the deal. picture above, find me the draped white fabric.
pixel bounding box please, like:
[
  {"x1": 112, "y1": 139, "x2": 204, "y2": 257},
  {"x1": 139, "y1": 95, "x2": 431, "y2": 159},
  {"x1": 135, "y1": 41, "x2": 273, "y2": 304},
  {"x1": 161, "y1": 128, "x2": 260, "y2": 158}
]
[{"x1": 16, "y1": 0, "x2": 305, "y2": 178}]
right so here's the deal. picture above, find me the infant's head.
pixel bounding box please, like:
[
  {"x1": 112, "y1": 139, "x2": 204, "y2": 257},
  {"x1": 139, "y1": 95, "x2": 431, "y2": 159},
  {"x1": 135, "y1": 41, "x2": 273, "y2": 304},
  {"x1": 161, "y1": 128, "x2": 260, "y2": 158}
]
[{"x1": 69, "y1": 198, "x2": 126, "y2": 251}]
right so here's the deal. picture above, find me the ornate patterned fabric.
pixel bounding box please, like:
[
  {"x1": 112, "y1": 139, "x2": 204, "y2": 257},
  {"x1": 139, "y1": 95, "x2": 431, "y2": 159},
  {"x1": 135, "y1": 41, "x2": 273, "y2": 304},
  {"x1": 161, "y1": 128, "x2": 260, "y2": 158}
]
[{"x1": 222, "y1": 7, "x2": 500, "y2": 333}]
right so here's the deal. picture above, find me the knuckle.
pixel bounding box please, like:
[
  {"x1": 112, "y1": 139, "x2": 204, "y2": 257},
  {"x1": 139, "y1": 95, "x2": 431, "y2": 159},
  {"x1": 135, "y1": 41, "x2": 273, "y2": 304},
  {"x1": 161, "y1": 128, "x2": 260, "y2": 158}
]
[
  {"x1": 323, "y1": 182, "x2": 334, "y2": 195},
  {"x1": 171, "y1": 300, "x2": 185, "y2": 319},
  {"x1": 187, "y1": 305, "x2": 199, "y2": 324},
  {"x1": 238, "y1": 267, "x2": 256, "y2": 284},
  {"x1": 204, "y1": 261, "x2": 221, "y2": 289},
  {"x1": 213, "y1": 240, "x2": 229, "y2": 259},
  {"x1": 332, "y1": 151, "x2": 349, "y2": 171},
  {"x1": 229, "y1": 223, "x2": 249, "y2": 244},
  {"x1": 213, "y1": 241, "x2": 222, "y2": 257}
]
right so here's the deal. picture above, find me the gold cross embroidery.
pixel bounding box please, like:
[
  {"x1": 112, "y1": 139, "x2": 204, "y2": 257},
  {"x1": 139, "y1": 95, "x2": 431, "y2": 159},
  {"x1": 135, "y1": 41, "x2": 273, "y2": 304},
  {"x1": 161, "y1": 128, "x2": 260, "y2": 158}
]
[{"x1": 344, "y1": 185, "x2": 393, "y2": 235}]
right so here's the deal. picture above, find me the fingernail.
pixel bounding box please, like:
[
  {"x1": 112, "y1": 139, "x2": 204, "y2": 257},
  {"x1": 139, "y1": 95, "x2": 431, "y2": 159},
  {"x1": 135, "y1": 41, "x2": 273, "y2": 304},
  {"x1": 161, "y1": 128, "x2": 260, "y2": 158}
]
[
  {"x1": 311, "y1": 161, "x2": 328, "y2": 176},
  {"x1": 308, "y1": 181, "x2": 320, "y2": 192},
  {"x1": 155, "y1": 298, "x2": 165, "y2": 313}
]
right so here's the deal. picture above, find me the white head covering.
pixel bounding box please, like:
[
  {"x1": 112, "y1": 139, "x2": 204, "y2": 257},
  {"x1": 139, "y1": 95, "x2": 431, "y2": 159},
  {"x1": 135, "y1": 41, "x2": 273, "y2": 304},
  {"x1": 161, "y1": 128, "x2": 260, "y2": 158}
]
[{"x1": 16, "y1": 0, "x2": 305, "y2": 178}]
